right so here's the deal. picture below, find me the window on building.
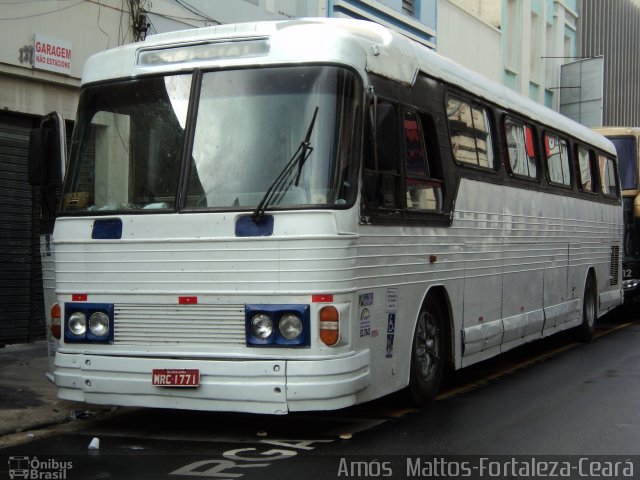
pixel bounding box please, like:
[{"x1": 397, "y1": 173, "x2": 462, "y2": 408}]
[
  {"x1": 402, "y1": 0, "x2": 415, "y2": 17},
  {"x1": 564, "y1": 34, "x2": 572, "y2": 59},
  {"x1": 545, "y1": 22, "x2": 555, "y2": 88},
  {"x1": 505, "y1": 118, "x2": 537, "y2": 179},
  {"x1": 505, "y1": 0, "x2": 519, "y2": 70},
  {"x1": 530, "y1": 12, "x2": 541, "y2": 82}
]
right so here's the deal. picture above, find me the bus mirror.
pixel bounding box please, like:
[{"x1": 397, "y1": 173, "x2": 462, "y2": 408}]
[
  {"x1": 29, "y1": 116, "x2": 64, "y2": 187},
  {"x1": 29, "y1": 112, "x2": 67, "y2": 235}
]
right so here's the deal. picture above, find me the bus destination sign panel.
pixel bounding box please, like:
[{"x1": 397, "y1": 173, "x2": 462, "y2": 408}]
[{"x1": 152, "y1": 369, "x2": 200, "y2": 387}]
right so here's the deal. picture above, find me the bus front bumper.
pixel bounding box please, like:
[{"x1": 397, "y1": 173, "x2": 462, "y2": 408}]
[{"x1": 54, "y1": 350, "x2": 371, "y2": 414}]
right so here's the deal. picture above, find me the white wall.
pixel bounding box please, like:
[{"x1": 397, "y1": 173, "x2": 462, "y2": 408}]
[
  {"x1": 447, "y1": 0, "x2": 501, "y2": 26},
  {"x1": 0, "y1": 0, "x2": 129, "y2": 117},
  {"x1": 1, "y1": 1, "x2": 125, "y2": 80},
  {"x1": 437, "y1": 0, "x2": 502, "y2": 83}
]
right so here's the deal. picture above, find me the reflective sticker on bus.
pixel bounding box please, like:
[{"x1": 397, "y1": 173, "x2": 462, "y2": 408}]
[
  {"x1": 386, "y1": 288, "x2": 398, "y2": 313},
  {"x1": 385, "y1": 314, "x2": 396, "y2": 358},
  {"x1": 359, "y1": 292, "x2": 374, "y2": 307},
  {"x1": 359, "y1": 308, "x2": 371, "y2": 337}
]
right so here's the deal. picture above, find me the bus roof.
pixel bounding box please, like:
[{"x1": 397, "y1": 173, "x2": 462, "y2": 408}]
[{"x1": 81, "y1": 18, "x2": 615, "y2": 155}]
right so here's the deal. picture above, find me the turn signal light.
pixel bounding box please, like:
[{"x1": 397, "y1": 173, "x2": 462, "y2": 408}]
[
  {"x1": 50, "y1": 303, "x2": 61, "y2": 339},
  {"x1": 319, "y1": 306, "x2": 339, "y2": 346}
]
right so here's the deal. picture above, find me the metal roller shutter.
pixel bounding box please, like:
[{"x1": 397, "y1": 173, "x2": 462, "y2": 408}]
[{"x1": 0, "y1": 113, "x2": 45, "y2": 345}]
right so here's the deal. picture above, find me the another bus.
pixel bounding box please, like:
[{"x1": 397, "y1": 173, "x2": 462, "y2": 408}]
[
  {"x1": 31, "y1": 19, "x2": 622, "y2": 414},
  {"x1": 594, "y1": 127, "x2": 640, "y2": 302}
]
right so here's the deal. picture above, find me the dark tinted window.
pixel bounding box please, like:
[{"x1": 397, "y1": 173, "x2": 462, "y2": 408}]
[{"x1": 609, "y1": 137, "x2": 637, "y2": 190}]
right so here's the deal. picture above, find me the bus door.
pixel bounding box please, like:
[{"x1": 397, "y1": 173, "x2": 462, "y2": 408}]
[{"x1": 28, "y1": 112, "x2": 66, "y2": 381}]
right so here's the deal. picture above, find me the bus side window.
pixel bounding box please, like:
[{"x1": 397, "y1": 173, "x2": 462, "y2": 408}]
[
  {"x1": 447, "y1": 96, "x2": 495, "y2": 169},
  {"x1": 577, "y1": 145, "x2": 594, "y2": 192},
  {"x1": 544, "y1": 133, "x2": 571, "y2": 186},
  {"x1": 364, "y1": 99, "x2": 401, "y2": 209},
  {"x1": 403, "y1": 110, "x2": 443, "y2": 211},
  {"x1": 599, "y1": 154, "x2": 619, "y2": 197},
  {"x1": 505, "y1": 118, "x2": 537, "y2": 179}
]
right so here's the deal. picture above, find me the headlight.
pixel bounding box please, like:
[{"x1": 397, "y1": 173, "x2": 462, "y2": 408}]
[
  {"x1": 279, "y1": 313, "x2": 302, "y2": 340},
  {"x1": 245, "y1": 304, "x2": 310, "y2": 347},
  {"x1": 68, "y1": 312, "x2": 86, "y2": 336},
  {"x1": 89, "y1": 312, "x2": 110, "y2": 336},
  {"x1": 64, "y1": 302, "x2": 114, "y2": 343},
  {"x1": 250, "y1": 314, "x2": 273, "y2": 340}
]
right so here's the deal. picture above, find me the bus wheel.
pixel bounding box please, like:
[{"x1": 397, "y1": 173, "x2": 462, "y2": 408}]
[
  {"x1": 577, "y1": 275, "x2": 597, "y2": 342},
  {"x1": 408, "y1": 298, "x2": 444, "y2": 407}
]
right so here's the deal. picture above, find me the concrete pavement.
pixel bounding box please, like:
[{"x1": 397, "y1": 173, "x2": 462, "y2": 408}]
[{"x1": 0, "y1": 341, "x2": 117, "y2": 447}]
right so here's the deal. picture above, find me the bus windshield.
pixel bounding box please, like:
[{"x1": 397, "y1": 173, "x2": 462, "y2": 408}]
[
  {"x1": 62, "y1": 74, "x2": 192, "y2": 212},
  {"x1": 610, "y1": 137, "x2": 638, "y2": 190},
  {"x1": 61, "y1": 66, "x2": 361, "y2": 213}
]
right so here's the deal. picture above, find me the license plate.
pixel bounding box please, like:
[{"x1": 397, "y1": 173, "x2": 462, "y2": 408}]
[{"x1": 152, "y1": 369, "x2": 200, "y2": 387}]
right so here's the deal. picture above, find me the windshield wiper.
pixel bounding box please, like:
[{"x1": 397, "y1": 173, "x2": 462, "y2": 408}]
[{"x1": 252, "y1": 106, "x2": 319, "y2": 223}]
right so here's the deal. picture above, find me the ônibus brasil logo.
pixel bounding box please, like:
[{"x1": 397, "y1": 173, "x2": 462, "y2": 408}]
[{"x1": 8, "y1": 456, "x2": 73, "y2": 480}]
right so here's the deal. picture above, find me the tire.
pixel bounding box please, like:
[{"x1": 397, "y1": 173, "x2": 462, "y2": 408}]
[
  {"x1": 408, "y1": 297, "x2": 445, "y2": 407},
  {"x1": 577, "y1": 275, "x2": 597, "y2": 342}
]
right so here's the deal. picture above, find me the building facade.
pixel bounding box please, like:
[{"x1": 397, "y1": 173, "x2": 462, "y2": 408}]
[
  {"x1": 144, "y1": 0, "x2": 437, "y2": 47},
  {"x1": 576, "y1": 0, "x2": 640, "y2": 127},
  {"x1": 0, "y1": 0, "x2": 138, "y2": 344},
  {"x1": 437, "y1": 0, "x2": 502, "y2": 82},
  {"x1": 440, "y1": 0, "x2": 578, "y2": 111}
]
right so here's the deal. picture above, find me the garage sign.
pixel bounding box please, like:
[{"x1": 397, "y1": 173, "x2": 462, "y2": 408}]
[{"x1": 34, "y1": 34, "x2": 72, "y2": 75}]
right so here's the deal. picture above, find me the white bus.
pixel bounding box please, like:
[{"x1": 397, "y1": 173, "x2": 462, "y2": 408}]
[{"x1": 31, "y1": 18, "x2": 622, "y2": 414}]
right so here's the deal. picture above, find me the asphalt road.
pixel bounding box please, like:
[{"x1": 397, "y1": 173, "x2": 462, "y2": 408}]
[{"x1": 1, "y1": 309, "x2": 639, "y2": 480}]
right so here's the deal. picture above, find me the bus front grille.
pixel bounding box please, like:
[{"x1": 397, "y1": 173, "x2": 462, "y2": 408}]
[{"x1": 113, "y1": 304, "x2": 246, "y2": 346}]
